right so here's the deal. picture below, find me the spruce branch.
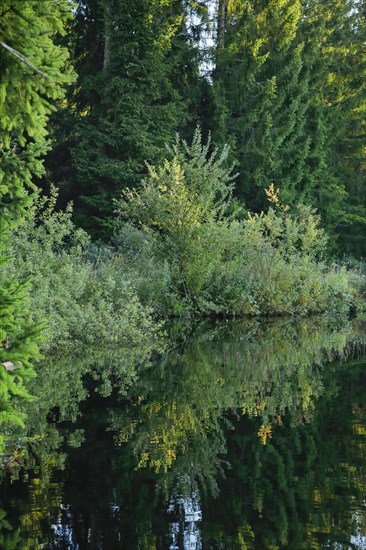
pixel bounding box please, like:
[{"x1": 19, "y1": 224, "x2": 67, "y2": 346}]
[{"x1": 0, "y1": 41, "x2": 50, "y2": 79}]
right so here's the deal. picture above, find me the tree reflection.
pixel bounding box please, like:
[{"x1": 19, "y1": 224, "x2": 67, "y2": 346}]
[
  {"x1": 1, "y1": 316, "x2": 366, "y2": 548},
  {"x1": 200, "y1": 357, "x2": 366, "y2": 548},
  {"x1": 110, "y1": 317, "x2": 352, "y2": 488}
]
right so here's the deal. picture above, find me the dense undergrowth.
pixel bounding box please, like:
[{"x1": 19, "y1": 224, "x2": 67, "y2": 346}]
[
  {"x1": 4, "y1": 133, "x2": 366, "y2": 352},
  {"x1": 4, "y1": 188, "x2": 161, "y2": 353}
]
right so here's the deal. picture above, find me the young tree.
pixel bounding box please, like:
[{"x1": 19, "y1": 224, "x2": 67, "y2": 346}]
[
  {"x1": 114, "y1": 130, "x2": 236, "y2": 308},
  {"x1": 0, "y1": 0, "x2": 74, "y2": 450}
]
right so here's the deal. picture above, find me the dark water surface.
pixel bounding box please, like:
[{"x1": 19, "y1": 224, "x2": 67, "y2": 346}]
[{"x1": 1, "y1": 317, "x2": 366, "y2": 549}]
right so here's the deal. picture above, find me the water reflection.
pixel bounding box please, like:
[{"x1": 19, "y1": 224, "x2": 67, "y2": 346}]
[
  {"x1": 0, "y1": 316, "x2": 365, "y2": 548},
  {"x1": 204, "y1": 358, "x2": 366, "y2": 548},
  {"x1": 168, "y1": 492, "x2": 202, "y2": 550},
  {"x1": 109, "y1": 316, "x2": 354, "y2": 486}
]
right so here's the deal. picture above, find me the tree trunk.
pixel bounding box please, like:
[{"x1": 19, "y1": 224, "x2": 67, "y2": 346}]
[
  {"x1": 103, "y1": 1, "x2": 112, "y2": 70},
  {"x1": 217, "y1": 0, "x2": 227, "y2": 48}
]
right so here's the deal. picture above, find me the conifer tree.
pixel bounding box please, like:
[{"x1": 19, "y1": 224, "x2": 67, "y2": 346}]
[
  {"x1": 212, "y1": 0, "x2": 308, "y2": 210},
  {"x1": 46, "y1": 0, "x2": 201, "y2": 235},
  {"x1": 0, "y1": 0, "x2": 74, "y2": 451},
  {"x1": 211, "y1": 0, "x2": 366, "y2": 252},
  {"x1": 302, "y1": 0, "x2": 366, "y2": 253}
]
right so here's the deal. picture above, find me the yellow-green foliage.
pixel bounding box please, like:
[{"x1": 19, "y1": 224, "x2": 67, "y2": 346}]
[
  {"x1": 0, "y1": 0, "x2": 75, "y2": 220},
  {"x1": 114, "y1": 134, "x2": 352, "y2": 317}
]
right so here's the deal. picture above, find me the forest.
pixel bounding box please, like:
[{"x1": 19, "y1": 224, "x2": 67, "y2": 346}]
[{"x1": 1, "y1": 0, "x2": 366, "y2": 452}]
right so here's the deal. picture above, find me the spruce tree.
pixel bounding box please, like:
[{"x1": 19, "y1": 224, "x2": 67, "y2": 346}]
[
  {"x1": 0, "y1": 0, "x2": 74, "y2": 451},
  {"x1": 46, "y1": 0, "x2": 201, "y2": 235},
  {"x1": 302, "y1": 0, "x2": 366, "y2": 254},
  {"x1": 211, "y1": 0, "x2": 366, "y2": 252},
  {"x1": 212, "y1": 0, "x2": 309, "y2": 210}
]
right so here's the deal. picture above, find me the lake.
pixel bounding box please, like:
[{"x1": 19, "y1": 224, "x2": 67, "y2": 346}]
[{"x1": 1, "y1": 316, "x2": 366, "y2": 549}]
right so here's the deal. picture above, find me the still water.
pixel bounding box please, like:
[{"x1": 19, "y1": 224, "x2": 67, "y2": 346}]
[{"x1": 1, "y1": 316, "x2": 366, "y2": 549}]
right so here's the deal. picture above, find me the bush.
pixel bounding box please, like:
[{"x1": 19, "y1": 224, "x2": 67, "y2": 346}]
[
  {"x1": 114, "y1": 135, "x2": 352, "y2": 317},
  {"x1": 114, "y1": 129, "x2": 238, "y2": 315},
  {"x1": 8, "y1": 187, "x2": 162, "y2": 352},
  {"x1": 235, "y1": 199, "x2": 351, "y2": 316},
  {"x1": 8, "y1": 140, "x2": 353, "y2": 336}
]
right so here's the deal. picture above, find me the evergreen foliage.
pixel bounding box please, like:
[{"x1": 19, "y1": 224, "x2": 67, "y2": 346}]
[
  {"x1": 0, "y1": 0, "x2": 75, "y2": 451},
  {"x1": 0, "y1": 0, "x2": 75, "y2": 220},
  {"x1": 46, "y1": 0, "x2": 201, "y2": 235},
  {"x1": 210, "y1": 0, "x2": 366, "y2": 252},
  {"x1": 212, "y1": 0, "x2": 308, "y2": 208},
  {"x1": 41, "y1": 0, "x2": 366, "y2": 255},
  {"x1": 302, "y1": 0, "x2": 366, "y2": 253}
]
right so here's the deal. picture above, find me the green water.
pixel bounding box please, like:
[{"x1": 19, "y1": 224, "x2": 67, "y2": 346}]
[{"x1": 1, "y1": 316, "x2": 366, "y2": 549}]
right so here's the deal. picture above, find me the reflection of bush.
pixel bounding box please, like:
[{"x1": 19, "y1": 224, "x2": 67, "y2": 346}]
[
  {"x1": 7, "y1": 316, "x2": 350, "y2": 492},
  {"x1": 2, "y1": 317, "x2": 366, "y2": 549},
  {"x1": 110, "y1": 316, "x2": 351, "y2": 486}
]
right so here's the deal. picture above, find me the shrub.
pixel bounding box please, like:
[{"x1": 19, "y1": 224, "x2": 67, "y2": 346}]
[
  {"x1": 8, "y1": 187, "x2": 162, "y2": 352},
  {"x1": 114, "y1": 129, "x2": 240, "y2": 314},
  {"x1": 236, "y1": 198, "x2": 351, "y2": 316},
  {"x1": 114, "y1": 135, "x2": 352, "y2": 317}
]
